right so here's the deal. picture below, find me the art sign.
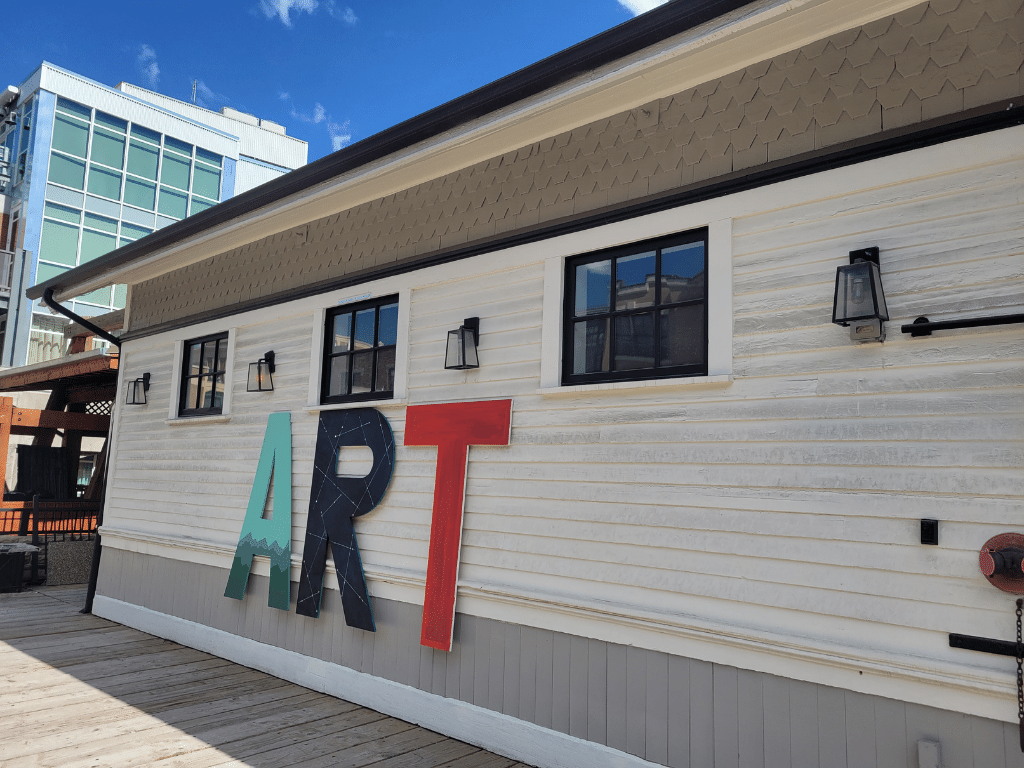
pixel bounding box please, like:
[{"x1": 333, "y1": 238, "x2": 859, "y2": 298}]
[{"x1": 225, "y1": 399, "x2": 512, "y2": 652}]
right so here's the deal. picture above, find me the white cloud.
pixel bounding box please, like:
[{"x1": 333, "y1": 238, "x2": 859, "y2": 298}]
[
  {"x1": 279, "y1": 91, "x2": 290, "y2": 101},
  {"x1": 616, "y1": 0, "x2": 671, "y2": 15},
  {"x1": 326, "y1": 1, "x2": 357, "y2": 24},
  {"x1": 285, "y1": 97, "x2": 353, "y2": 152},
  {"x1": 259, "y1": 0, "x2": 319, "y2": 27},
  {"x1": 137, "y1": 44, "x2": 160, "y2": 89},
  {"x1": 327, "y1": 118, "x2": 352, "y2": 151},
  {"x1": 192, "y1": 80, "x2": 231, "y2": 110}
]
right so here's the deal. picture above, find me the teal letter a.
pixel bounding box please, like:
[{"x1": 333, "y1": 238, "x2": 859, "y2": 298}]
[{"x1": 224, "y1": 412, "x2": 293, "y2": 610}]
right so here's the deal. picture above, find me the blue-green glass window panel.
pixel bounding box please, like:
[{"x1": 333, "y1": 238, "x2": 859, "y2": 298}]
[
  {"x1": 192, "y1": 164, "x2": 220, "y2": 200},
  {"x1": 80, "y1": 229, "x2": 117, "y2": 263},
  {"x1": 130, "y1": 124, "x2": 161, "y2": 144},
  {"x1": 189, "y1": 197, "x2": 215, "y2": 216},
  {"x1": 164, "y1": 136, "x2": 192, "y2": 156},
  {"x1": 48, "y1": 152, "x2": 86, "y2": 190},
  {"x1": 121, "y1": 222, "x2": 152, "y2": 239},
  {"x1": 161, "y1": 152, "x2": 190, "y2": 190},
  {"x1": 43, "y1": 203, "x2": 81, "y2": 225},
  {"x1": 36, "y1": 262, "x2": 71, "y2": 283},
  {"x1": 39, "y1": 220, "x2": 80, "y2": 265},
  {"x1": 94, "y1": 111, "x2": 127, "y2": 134},
  {"x1": 51, "y1": 114, "x2": 89, "y2": 158},
  {"x1": 124, "y1": 177, "x2": 156, "y2": 210},
  {"x1": 84, "y1": 212, "x2": 118, "y2": 234},
  {"x1": 78, "y1": 285, "x2": 112, "y2": 306},
  {"x1": 87, "y1": 164, "x2": 122, "y2": 201},
  {"x1": 195, "y1": 148, "x2": 221, "y2": 166},
  {"x1": 158, "y1": 186, "x2": 187, "y2": 219},
  {"x1": 56, "y1": 98, "x2": 91, "y2": 121},
  {"x1": 112, "y1": 284, "x2": 127, "y2": 309},
  {"x1": 127, "y1": 140, "x2": 159, "y2": 180},
  {"x1": 91, "y1": 127, "x2": 125, "y2": 170}
]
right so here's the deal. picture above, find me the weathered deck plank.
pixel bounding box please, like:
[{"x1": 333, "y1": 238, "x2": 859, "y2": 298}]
[{"x1": 0, "y1": 586, "x2": 531, "y2": 768}]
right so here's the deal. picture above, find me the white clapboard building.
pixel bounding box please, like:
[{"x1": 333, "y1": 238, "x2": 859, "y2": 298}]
[{"x1": 28, "y1": 1, "x2": 1024, "y2": 765}]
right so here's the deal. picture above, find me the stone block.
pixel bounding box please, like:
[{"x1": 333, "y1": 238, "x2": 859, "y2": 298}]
[{"x1": 46, "y1": 540, "x2": 94, "y2": 586}]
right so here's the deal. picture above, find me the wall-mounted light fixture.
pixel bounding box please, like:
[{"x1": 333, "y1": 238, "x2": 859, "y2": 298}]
[
  {"x1": 126, "y1": 372, "x2": 150, "y2": 405},
  {"x1": 247, "y1": 351, "x2": 276, "y2": 392},
  {"x1": 832, "y1": 247, "x2": 888, "y2": 343},
  {"x1": 444, "y1": 317, "x2": 480, "y2": 370}
]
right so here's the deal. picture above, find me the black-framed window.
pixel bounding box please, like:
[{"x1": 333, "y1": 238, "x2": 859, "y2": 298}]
[
  {"x1": 563, "y1": 229, "x2": 707, "y2": 385},
  {"x1": 321, "y1": 296, "x2": 399, "y2": 404},
  {"x1": 179, "y1": 332, "x2": 229, "y2": 416}
]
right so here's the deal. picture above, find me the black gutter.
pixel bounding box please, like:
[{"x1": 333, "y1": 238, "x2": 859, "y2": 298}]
[
  {"x1": 26, "y1": 0, "x2": 754, "y2": 302},
  {"x1": 117, "y1": 100, "x2": 1024, "y2": 343},
  {"x1": 42, "y1": 287, "x2": 122, "y2": 349}
]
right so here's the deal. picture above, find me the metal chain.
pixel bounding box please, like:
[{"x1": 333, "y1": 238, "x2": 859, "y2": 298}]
[{"x1": 1016, "y1": 598, "x2": 1023, "y2": 752}]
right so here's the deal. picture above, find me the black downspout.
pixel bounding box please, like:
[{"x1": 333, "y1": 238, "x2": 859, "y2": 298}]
[{"x1": 40, "y1": 287, "x2": 119, "y2": 613}]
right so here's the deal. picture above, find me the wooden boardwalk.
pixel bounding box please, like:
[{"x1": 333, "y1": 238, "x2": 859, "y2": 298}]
[{"x1": 0, "y1": 585, "x2": 532, "y2": 768}]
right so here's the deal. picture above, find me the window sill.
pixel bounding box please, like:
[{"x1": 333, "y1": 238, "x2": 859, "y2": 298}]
[
  {"x1": 165, "y1": 414, "x2": 232, "y2": 426},
  {"x1": 537, "y1": 374, "x2": 733, "y2": 396},
  {"x1": 306, "y1": 398, "x2": 407, "y2": 413}
]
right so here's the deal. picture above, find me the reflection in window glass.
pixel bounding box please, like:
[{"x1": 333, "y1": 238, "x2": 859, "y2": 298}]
[
  {"x1": 127, "y1": 140, "x2": 159, "y2": 179},
  {"x1": 91, "y1": 128, "x2": 125, "y2": 169},
  {"x1": 124, "y1": 177, "x2": 156, "y2": 210},
  {"x1": 189, "y1": 197, "x2": 215, "y2": 216},
  {"x1": 661, "y1": 242, "x2": 706, "y2": 304},
  {"x1": 94, "y1": 111, "x2": 127, "y2": 133},
  {"x1": 354, "y1": 308, "x2": 375, "y2": 350},
  {"x1": 130, "y1": 124, "x2": 161, "y2": 144},
  {"x1": 613, "y1": 313, "x2": 655, "y2": 370},
  {"x1": 84, "y1": 212, "x2": 117, "y2": 233},
  {"x1": 377, "y1": 303, "x2": 398, "y2": 345},
  {"x1": 80, "y1": 229, "x2": 117, "y2": 262},
  {"x1": 614, "y1": 251, "x2": 656, "y2": 310},
  {"x1": 158, "y1": 186, "x2": 187, "y2": 218},
  {"x1": 48, "y1": 152, "x2": 86, "y2": 189},
  {"x1": 35, "y1": 262, "x2": 70, "y2": 283},
  {"x1": 39, "y1": 220, "x2": 79, "y2": 265},
  {"x1": 573, "y1": 318, "x2": 609, "y2": 375},
  {"x1": 164, "y1": 136, "x2": 192, "y2": 156},
  {"x1": 87, "y1": 164, "x2": 122, "y2": 200},
  {"x1": 322, "y1": 297, "x2": 400, "y2": 404},
  {"x1": 121, "y1": 222, "x2": 152, "y2": 239},
  {"x1": 196, "y1": 147, "x2": 221, "y2": 166},
  {"x1": 56, "y1": 98, "x2": 91, "y2": 121},
  {"x1": 113, "y1": 284, "x2": 127, "y2": 308},
  {"x1": 43, "y1": 203, "x2": 80, "y2": 225},
  {"x1": 192, "y1": 164, "x2": 221, "y2": 200},
  {"x1": 660, "y1": 305, "x2": 705, "y2": 367},
  {"x1": 78, "y1": 285, "x2": 112, "y2": 306},
  {"x1": 351, "y1": 352, "x2": 374, "y2": 394},
  {"x1": 332, "y1": 313, "x2": 352, "y2": 353},
  {"x1": 575, "y1": 260, "x2": 610, "y2": 317},
  {"x1": 51, "y1": 114, "x2": 89, "y2": 158},
  {"x1": 161, "y1": 151, "x2": 190, "y2": 190}
]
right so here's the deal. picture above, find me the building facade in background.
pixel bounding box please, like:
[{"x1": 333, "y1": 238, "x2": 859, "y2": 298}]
[{"x1": 0, "y1": 63, "x2": 307, "y2": 367}]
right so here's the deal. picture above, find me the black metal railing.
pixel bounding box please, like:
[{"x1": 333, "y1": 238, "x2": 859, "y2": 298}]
[{"x1": 0, "y1": 497, "x2": 101, "y2": 585}]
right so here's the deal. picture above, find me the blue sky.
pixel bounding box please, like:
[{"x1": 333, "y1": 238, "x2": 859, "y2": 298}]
[{"x1": 6, "y1": 0, "x2": 671, "y2": 162}]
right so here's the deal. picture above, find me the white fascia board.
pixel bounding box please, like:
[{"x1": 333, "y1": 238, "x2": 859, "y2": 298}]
[
  {"x1": 37, "y1": 64, "x2": 239, "y2": 159},
  {"x1": 56, "y1": 0, "x2": 921, "y2": 300}
]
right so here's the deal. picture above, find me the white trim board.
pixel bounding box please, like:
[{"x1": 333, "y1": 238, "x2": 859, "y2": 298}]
[{"x1": 92, "y1": 595, "x2": 662, "y2": 768}]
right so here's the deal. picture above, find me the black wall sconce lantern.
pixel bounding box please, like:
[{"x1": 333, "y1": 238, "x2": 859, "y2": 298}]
[
  {"x1": 126, "y1": 372, "x2": 150, "y2": 405},
  {"x1": 832, "y1": 247, "x2": 888, "y2": 343},
  {"x1": 247, "y1": 351, "x2": 276, "y2": 392},
  {"x1": 445, "y1": 317, "x2": 480, "y2": 370}
]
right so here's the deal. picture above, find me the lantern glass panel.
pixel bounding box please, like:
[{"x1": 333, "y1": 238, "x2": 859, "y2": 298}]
[{"x1": 833, "y1": 261, "x2": 887, "y2": 325}]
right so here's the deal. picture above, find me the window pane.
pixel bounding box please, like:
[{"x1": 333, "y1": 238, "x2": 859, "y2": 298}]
[
  {"x1": 210, "y1": 374, "x2": 225, "y2": 409},
  {"x1": 91, "y1": 127, "x2": 125, "y2": 169},
  {"x1": 351, "y1": 351, "x2": 374, "y2": 394},
  {"x1": 80, "y1": 229, "x2": 117, "y2": 262},
  {"x1": 94, "y1": 111, "x2": 127, "y2": 133},
  {"x1": 201, "y1": 340, "x2": 217, "y2": 374},
  {"x1": 190, "y1": 197, "x2": 214, "y2": 216},
  {"x1": 573, "y1": 318, "x2": 609, "y2": 375},
  {"x1": 615, "y1": 251, "x2": 656, "y2": 311},
  {"x1": 36, "y1": 262, "x2": 70, "y2": 283},
  {"x1": 375, "y1": 347, "x2": 396, "y2": 392},
  {"x1": 39, "y1": 220, "x2": 79, "y2": 265},
  {"x1": 44, "y1": 203, "x2": 80, "y2": 225},
  {"x1": 378, "y1": 303, "x2": 398, "y2": 346},
  {"x1": 161, "y1": 151, "x2": 190, "y2": 190},
  {"x1": 328, "y1": 356, "x2": 350, "y2": 397},
  {"x1": 188, "y1": 343, "x2": 202, "y2": 375},
  {"x1": 184, "y1": 377, "x2": 199, "y2": 411},
  {"x1": 124, "y1": 177, "x2": 156, "y2": 210},
  {"x1": 660, "y1": 306, "x2": 706, "y2": 367},
  {"x1": 48, "y1": 152, "x2": 86, "y2": 189},
  {"x1": 164, "y1": 136, "x2": 192, "y2": 156},
  {"x1": 78, "y1": 285, "x2": 112, "y2": 306},
  {"x1": 198, "y1": 376, "x2": 214, "y2": 409},
  {"x1": 87, "y1": 164, "x2": 122, "y2": 200},
  {"x1": 613, "y1": 313, "x2": 655, "y2": 370},
  {"x1": 121, "y1": 222, "x2": 152, "y2": 239},
  {"x1": 130, "y1": 124, "x2": 161, "y2": 144},
  {"x1": 127, "y1": 140, "x2": 159, "y2": 179},
  {"x1": 196, "y1": 147, "x2": 221, "y2": 166},
  {"x1": 574, "y1": 260, "x2": 610, "y2": 317},
  {"x1": 215, "y1": 338, "x2": 228, "y2": 372},
  {"x1": 158, "y1": 186, "x2": 187, "y2": 218},
  {"x1": 354, "y1": 308, "x2": 375, "y2": 350},
  {"x1": 84, "y1": 212, "x2": 117, "y2": 233},
  {"x1": 192, "y1": 163, "x2": 220, "y2": 200},
  {"x1": 51, "y1": 114, "x2": 89, "y2": 158},
  {"x1": 113, "y1": 284, "x2": 127, "y2": 308},
  {"x1": 661, "y1": 242, "x2": 706, "y2": 304},
  {"x1": 332, "y1": 313, "x2": 352, "y2": 353},
  {"x1": 57, "y1": 98, "x2": 91, "y2": 120}
]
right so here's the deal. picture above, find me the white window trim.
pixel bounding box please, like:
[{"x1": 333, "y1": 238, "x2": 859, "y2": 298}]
[
  {"x1": 539, "y1": 217, "x2": 733, "y2": 391},
  {"x1": 306, "y1": 287, "x2": 411, "y2": 408},
  {"x1": 166, "y1": 327, "x2": 236, "y2": 421}
]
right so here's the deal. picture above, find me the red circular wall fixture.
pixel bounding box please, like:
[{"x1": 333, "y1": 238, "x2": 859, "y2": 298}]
[{"x1": 979, "y1": 533, "x2": 1024, "y2": 595}]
